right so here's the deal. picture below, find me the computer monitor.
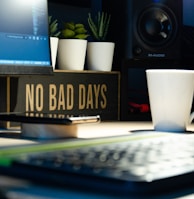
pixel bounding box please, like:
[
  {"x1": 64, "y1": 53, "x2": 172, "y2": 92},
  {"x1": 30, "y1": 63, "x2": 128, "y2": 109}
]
[{"x1": 0, "y1": 0, "x2": 53, "y2": 75}]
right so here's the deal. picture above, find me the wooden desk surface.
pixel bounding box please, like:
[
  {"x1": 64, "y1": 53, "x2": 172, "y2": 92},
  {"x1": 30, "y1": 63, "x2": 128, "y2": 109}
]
[
  {"x1": 1, "y1": 121, "x2": 194, "y2": 143},
  {"x1": 0, "y1": 122, "x2": 194, "y2": 198}
]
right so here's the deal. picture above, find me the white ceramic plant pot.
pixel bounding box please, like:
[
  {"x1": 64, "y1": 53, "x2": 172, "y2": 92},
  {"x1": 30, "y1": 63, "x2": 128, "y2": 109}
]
[
  {"x1": 50, "y1": 37, "x2": 59, "y2": 69},
  {"x1": 58, "y1": 39, "x2": 87, "y2": 70},
  {"x1": 87, "y1": 42, "x2": 115, "y2": 71}
]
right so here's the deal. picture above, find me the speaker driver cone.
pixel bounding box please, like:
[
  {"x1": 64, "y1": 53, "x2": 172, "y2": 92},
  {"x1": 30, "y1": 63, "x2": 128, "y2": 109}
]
[{"x1": 136, "y1": 6, "x2": 178, "y2": 48}]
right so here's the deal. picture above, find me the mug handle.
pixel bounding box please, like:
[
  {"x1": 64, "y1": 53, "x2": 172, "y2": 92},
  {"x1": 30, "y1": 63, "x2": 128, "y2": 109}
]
[{"x1": 190, "y1": 112, "x2": 194, "y2": 123}]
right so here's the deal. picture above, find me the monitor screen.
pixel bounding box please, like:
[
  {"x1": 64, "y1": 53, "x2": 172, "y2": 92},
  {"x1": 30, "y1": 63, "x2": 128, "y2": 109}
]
[{"x1": 0, "y1": 0, "x2": 52, "y2": 75}]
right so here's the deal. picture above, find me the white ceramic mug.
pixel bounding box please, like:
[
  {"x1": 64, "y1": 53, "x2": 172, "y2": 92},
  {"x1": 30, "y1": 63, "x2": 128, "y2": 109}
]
[{"x1": 146, "y1": 69, "x2": 194, "y2": 132}]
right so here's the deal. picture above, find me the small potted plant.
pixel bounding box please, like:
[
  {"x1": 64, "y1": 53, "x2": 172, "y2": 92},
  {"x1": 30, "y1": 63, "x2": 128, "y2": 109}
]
[
  {"x1": 87, "y1": 12, "x2": 115, "y2": 71},
  {"x1": 49, "y1": 16, "x2": 61, "y2": 69},
  {"x1": 57, "y1": 22, "x2": 89, "y2": 70}
]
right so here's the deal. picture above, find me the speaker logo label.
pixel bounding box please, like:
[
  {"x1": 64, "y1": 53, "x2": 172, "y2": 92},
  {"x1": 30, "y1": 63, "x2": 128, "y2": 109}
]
[{"x1": 148, "y1": 53, "x2": 166, "y2": 58}]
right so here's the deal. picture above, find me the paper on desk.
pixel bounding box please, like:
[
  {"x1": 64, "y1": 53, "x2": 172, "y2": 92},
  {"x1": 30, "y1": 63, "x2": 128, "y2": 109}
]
[{"x1": 21, "y1": 121, "x2": 152, "y2": 139}]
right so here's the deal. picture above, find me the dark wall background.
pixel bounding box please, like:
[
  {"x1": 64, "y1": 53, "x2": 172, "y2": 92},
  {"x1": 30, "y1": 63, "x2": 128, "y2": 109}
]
[{"x1": 48, "y1": 3, "x2": 90, "y2": 32}]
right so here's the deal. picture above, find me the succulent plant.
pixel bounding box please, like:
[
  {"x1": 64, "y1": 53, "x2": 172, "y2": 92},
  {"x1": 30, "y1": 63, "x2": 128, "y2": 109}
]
[
  {"x1": 48, "y1": 16, "x2": 61, "y2": 37},
  {"x1": 60, "y1": 22, "x2": 89, "y2": 39},
  {"x1": 88, "y1": 12, "x2": 111, "y2": 41}
]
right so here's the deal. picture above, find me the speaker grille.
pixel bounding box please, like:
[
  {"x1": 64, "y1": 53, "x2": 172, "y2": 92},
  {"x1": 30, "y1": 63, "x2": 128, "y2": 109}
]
[{"x1": 136, "y1": 5, "x2": 178, "y2": 48}]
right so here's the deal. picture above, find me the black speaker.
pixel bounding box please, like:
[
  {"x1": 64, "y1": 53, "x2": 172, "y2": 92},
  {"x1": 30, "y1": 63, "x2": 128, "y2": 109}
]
[{"x1": 125, "y1": 0, "x2": 182, "y2": 60}]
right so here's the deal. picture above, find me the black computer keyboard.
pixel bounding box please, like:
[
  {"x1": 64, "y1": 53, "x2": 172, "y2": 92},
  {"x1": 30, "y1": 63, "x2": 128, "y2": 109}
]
[{"x1": 1, "y1": 132, "x2": 194, "y2": 196}]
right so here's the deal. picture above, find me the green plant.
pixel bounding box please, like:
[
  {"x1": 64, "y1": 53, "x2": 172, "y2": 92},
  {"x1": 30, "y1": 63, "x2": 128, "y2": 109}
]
[
  {"x1": 88, "y1": 12, "x2": 111, "y2": 41},
  {"x1": 60, "y1": 22, "x2": 89, "y2": 39},
  {"x1": 48, "y1": 16, "x2": 61, "y2": 37}
]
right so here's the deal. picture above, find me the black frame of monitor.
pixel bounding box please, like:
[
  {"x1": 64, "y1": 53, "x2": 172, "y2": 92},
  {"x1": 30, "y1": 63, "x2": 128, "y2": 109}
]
[{"x1": 0, "y1": 64, "x2": 53, "y2": 75}]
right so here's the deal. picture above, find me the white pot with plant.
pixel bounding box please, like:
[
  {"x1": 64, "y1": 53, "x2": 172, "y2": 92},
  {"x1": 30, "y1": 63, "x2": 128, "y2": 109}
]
[
  {"x1": 49, "y1": 16, "x2": 61, "y2": 69},
  {"x1": 57, "y1": 22, "x2": 89, "y2": 70},
  {"x1": 87, "y1": 12, "x2": 115, "y2": 71}
]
